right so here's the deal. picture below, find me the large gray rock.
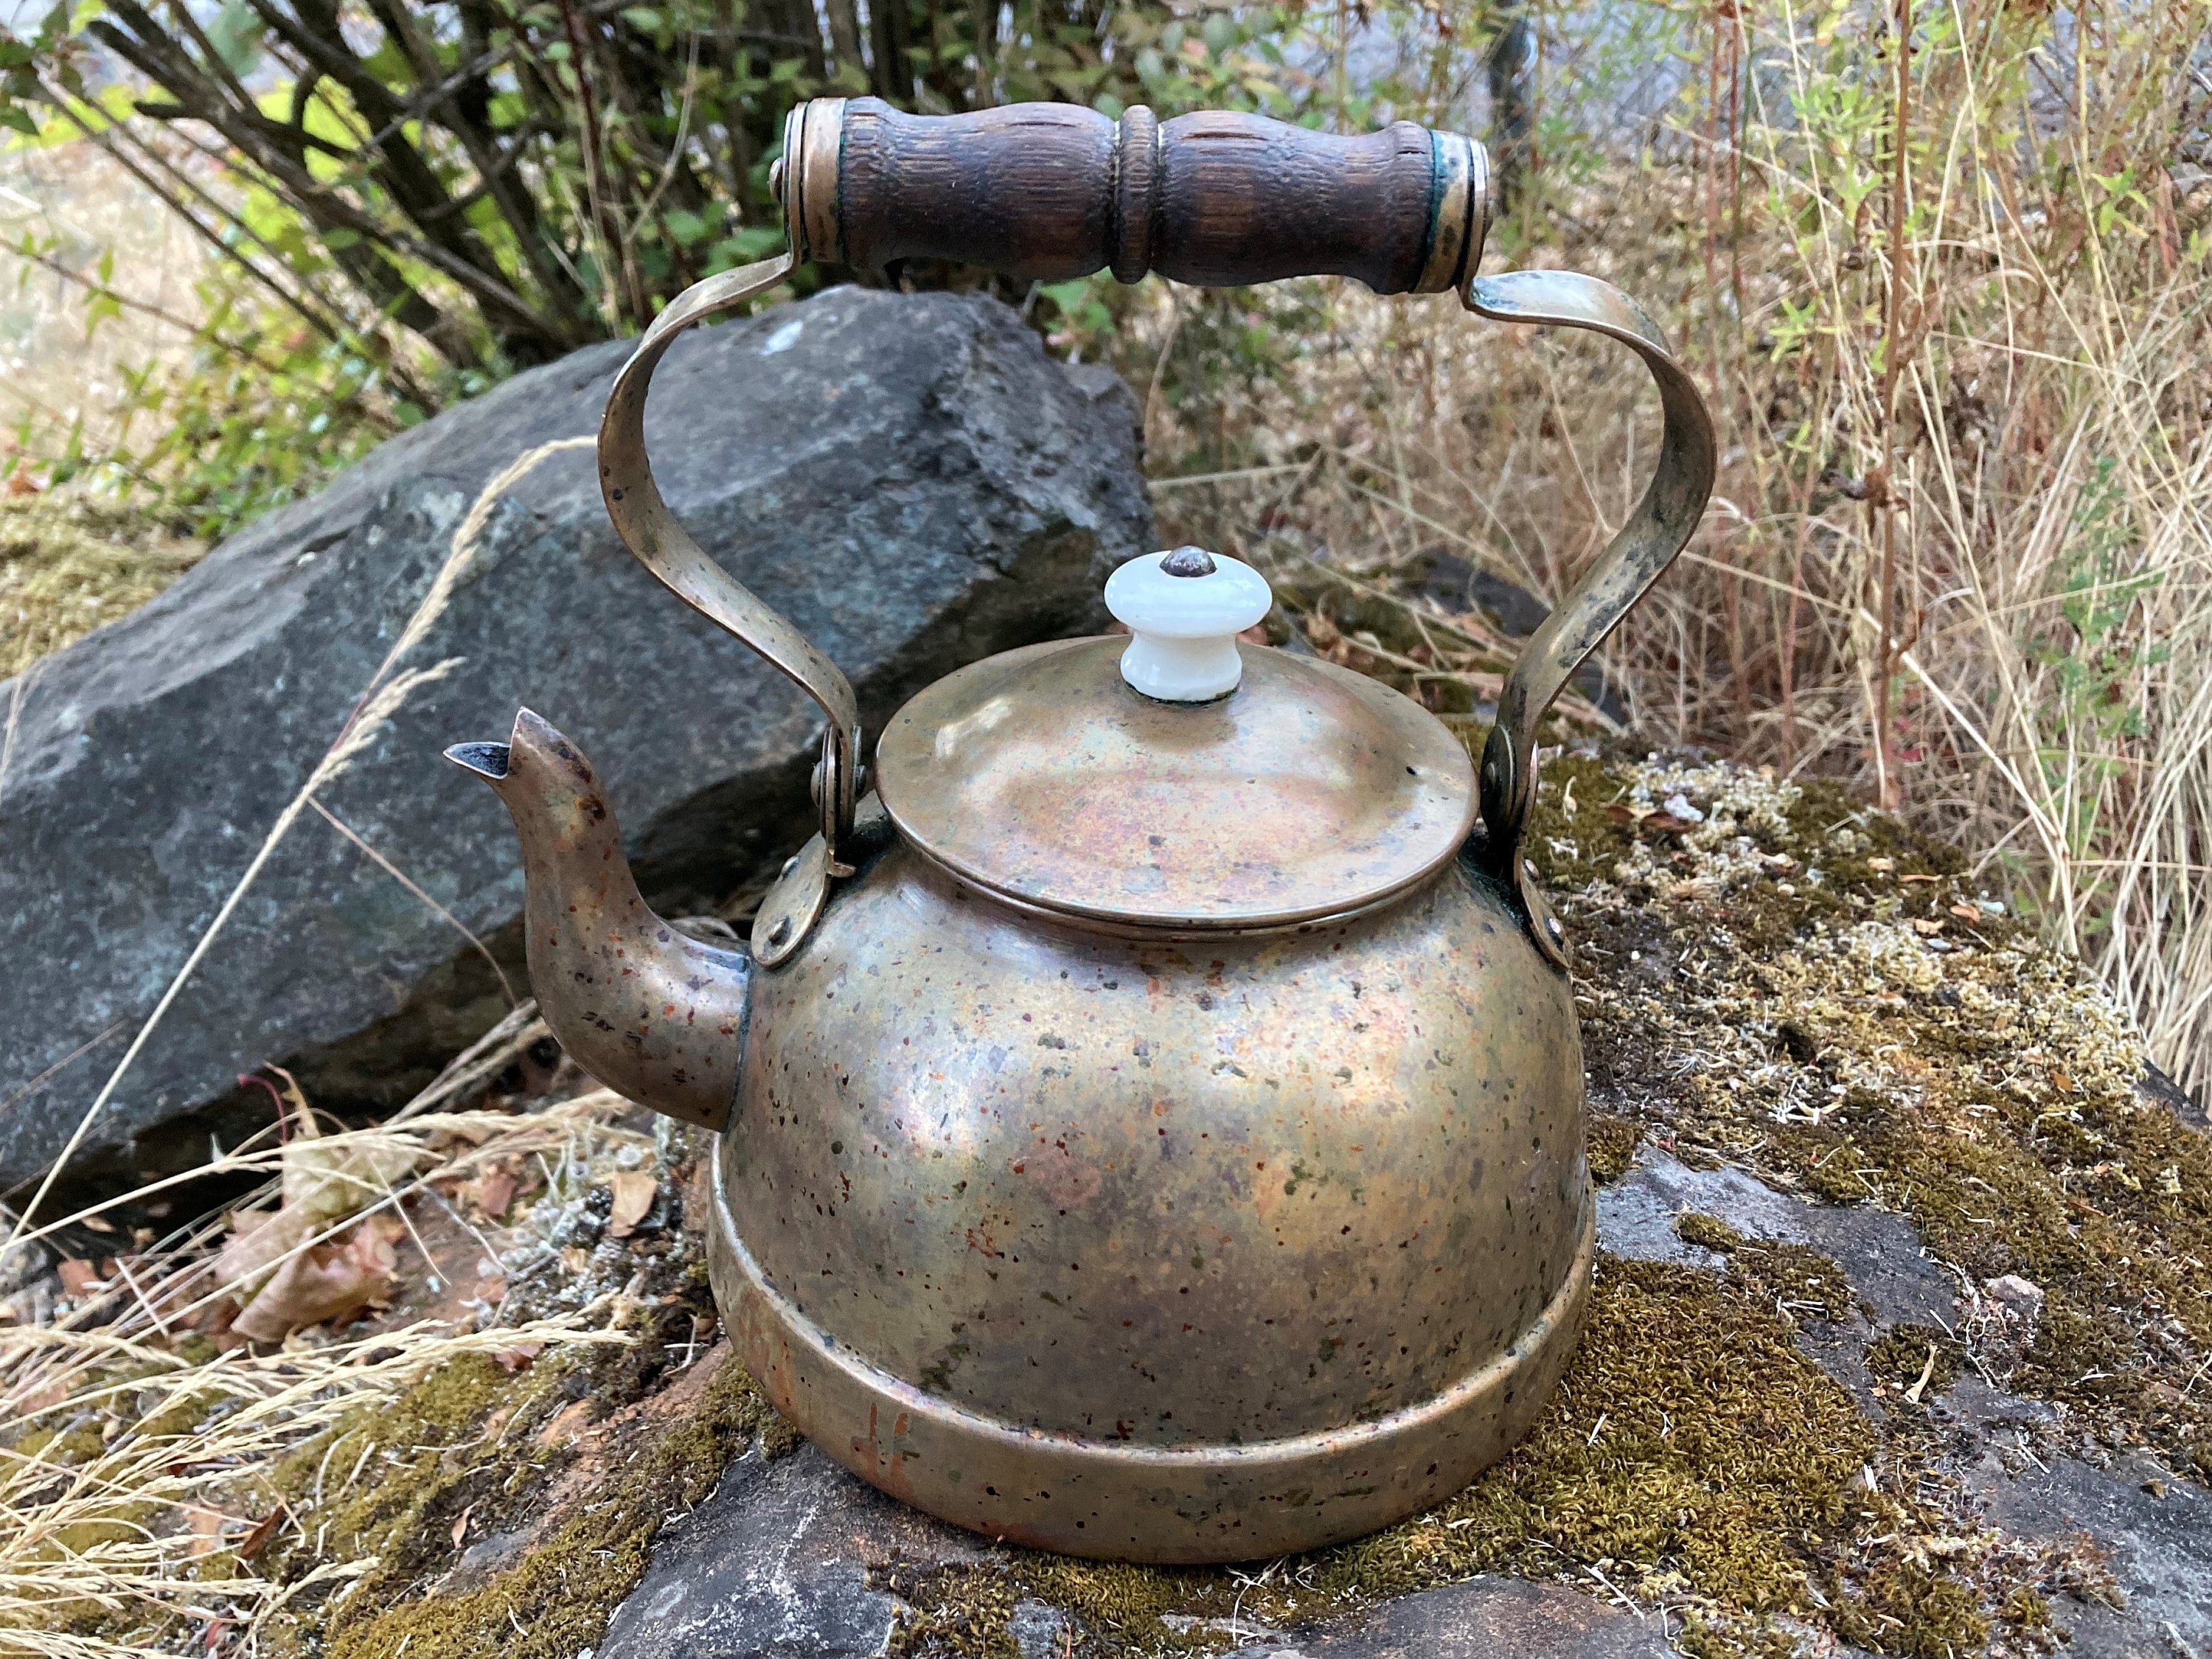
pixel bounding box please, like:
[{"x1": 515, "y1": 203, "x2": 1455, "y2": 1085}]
[{"x1": 0, "y1": 287, "x2": 1152, "y2": 1202}]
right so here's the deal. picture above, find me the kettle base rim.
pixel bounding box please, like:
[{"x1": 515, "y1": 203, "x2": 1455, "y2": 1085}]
[{"x1": 706, "y1": 1156, "x2": 1595, "y2": 1565}]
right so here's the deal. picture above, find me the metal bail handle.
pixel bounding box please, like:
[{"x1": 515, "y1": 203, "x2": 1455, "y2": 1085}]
[
  {"x1": 597, "y1": 246, "x2": 860, "y2": 865},
  {"x1": 597, "y1": 97, "x2": 1714, "y2": 953},
  {"x1": 1462, "y1": 271, "x2": 1718, "y2": 967}
]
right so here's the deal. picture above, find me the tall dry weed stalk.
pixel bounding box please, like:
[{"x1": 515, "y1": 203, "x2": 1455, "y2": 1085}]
[
  {"x1": 1147, "y1": 0, "x2": 2212, "y2": 1092},
  {"x1": 2, "y1": 436, "x2": 594, "y2": 1249}
]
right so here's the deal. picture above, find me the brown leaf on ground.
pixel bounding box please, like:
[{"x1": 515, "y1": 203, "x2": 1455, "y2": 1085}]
[
  {"x1": 282, "y1": 1130, "x2": 425, "y2": 1231},
  {"x1": 1604, "y1": 803, "x2": 1697, "y2": 835},
  {"x1": 490, "y1": 1341, "x2": 543, "y2": 1374},
  {"x1": 229, "y1": 1217, "x2": 401, "y2": 1343},
  {"x1": 214, "y1": 1208, "x2": 311, "y2": 1294},
  {"x1": 237, "y1": 1501, "x2": 288, "y2": 1561},
  {"x1": 58, "y1": 1258, "x2": 102, "y2": 1298},
  {"x1": 607, "y1": 1171, "x2": 658, "y2": 1239},
  {"x1": 473, "y1": 1165, "x2": 518, "y2": 1220}
]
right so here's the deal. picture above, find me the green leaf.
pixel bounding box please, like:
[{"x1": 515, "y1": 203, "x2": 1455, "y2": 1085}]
[{"x1": 663, "y1": 206, "x2": 713, "y2": 247}]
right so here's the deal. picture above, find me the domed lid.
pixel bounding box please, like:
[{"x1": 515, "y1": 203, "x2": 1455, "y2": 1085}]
[{"x1": 872, "y1": 549, "x2": 1478, "y2": 931}]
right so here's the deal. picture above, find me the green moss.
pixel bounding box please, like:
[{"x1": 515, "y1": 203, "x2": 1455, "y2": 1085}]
[
  {"x1": 1834, "y1": 1561, "x2": 1992, "y2": 1657},
  {"x1": 1587, "y1": 1112, "x2": 1644, "y2": 1184},
  {"x1": 1525, "y1": 751, "x2": 2212, "y2": 1479},
  {"x1": 1676, "y1": 1211, "x2": 1747, "y2": 1252},
  {"x1": 883, "y1": 1565, "x2": 1024, "y2": 1658},
  {"x1": 1318, "y1": 1256, "x2": 1874, "y2": 1615},
  {"x1": 888, "y1": 1248, "x2": 1916, "y2": 1656},
  {"x1": 1866, "y1": 1326, "x2": 1964, "y2": 1405},
  {"x1": 316, "y1": 1356, "x2": 782, "y2": 1659},
  {"x1": 274, "y1": 1352, "x2": 522, "y2": 1549}
]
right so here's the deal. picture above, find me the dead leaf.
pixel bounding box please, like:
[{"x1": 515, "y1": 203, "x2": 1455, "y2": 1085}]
[
  {"x1": 282, "y1": 1131, "x2": 425, "y2": 1232},
  {"x1": 229, "y1": 1218, "x2": 400, "y2": 1344},
  {"x1": 58, "y1": 1259, "x2": 102, "y2": 1298},
  {"x1": 187, "y1": 1506, "x2": 229, "y2": 1558},
  {"x1": 237, "y1": 1501, "x2": 288, "y2": 1562},
  {"x1": 607, "y1": 1171, "x2": 658, "y2": 1239},
  {"x1": 1899, "y1": 873, "x2": 1941, "y2": 885},
  {"x1": 451, "y1": 1503, "x2": 476, "y2": 1548},
  {"x1": 1910, "y1": 918, "x2": 1944, "y2": 936},
  {"x1": 490, "y1": 1341, "x2": 542, "y2": 1374},
  {"x1": 1867, "y1": 856, "x2": 1896, "y2": 873},
  {"x1": 473, "y1": 1166, "x2": 518, "y2": 1221},
  {"x1": 215, "y1": 1208, "x2": 312, "y2": 1295},
  {"x1": 1949, "y1": 902, "x2": 1981, "y2": 922}
]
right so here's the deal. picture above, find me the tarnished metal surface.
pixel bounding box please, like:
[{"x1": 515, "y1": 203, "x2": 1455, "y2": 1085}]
[
  {"x1": 706, "y1": 838, "x2": 1591, "y2": 1561},
  {"x1": 446, "y1": 710, "x2": 748, "y2": 1133},
  {"x1": 1462, "y1": 271, "x2": 1717, "y2": 964},
  {"x1": 874, "y1": 637, "x2": 1478, "y2": 932},
  {"x1": 595, "y1": 251, "x2": 864, "y2": 862},
  {"x1": 455, "y1": 110, "x2": 1727, "y2": 1562},
  {"x1": 1413, "y1": 131, "x2": 1489, "y2": 296},
  {"x1": 751, "y1": 835, "x2": 832, "y2": 971}
]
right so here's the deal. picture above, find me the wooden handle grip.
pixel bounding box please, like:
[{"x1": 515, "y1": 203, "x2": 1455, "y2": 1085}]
[{"x1": 780, "y1": 98, "x2": 1487, "y2": 296}]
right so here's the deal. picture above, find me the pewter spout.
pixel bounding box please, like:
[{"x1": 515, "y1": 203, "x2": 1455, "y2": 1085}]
[{"x1": 446, "y1": 709, "x2": 748, "y2": 1132}]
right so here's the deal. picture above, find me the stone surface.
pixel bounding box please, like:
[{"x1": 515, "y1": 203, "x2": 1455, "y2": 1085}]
[
  {"x1": 0, "y1": 286, "x2": 1152, "y2": 1201},
  {"x1": 1600, "y1": 1150, "x2": 2212, "y2": 1659},
  {"x1": 597, "y1": 1444, "x2": 985, "y2": 1659},
  {"x1": 1265, "y1": 1578, "x2": 1674, "y2": 1657}
]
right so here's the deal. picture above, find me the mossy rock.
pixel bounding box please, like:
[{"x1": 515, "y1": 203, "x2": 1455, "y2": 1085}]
[{"x1": 219, "y1": 752, "x2": 2208, "y2": 1659}]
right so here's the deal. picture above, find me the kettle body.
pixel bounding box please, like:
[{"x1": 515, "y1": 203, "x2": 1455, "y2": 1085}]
[{"x1": 707, "y1": 817, "x2": 1590, "y2": 1561}]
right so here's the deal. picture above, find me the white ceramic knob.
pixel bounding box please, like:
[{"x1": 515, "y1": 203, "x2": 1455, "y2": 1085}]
[{"x1": 1103, "y1": 547, "x2": 1273, "y2": 702}]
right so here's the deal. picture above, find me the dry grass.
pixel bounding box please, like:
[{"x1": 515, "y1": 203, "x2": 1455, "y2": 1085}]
[
  {"x1": 1140, "y1": 0, "x2": 2212, "y2": 1093},
  {"x1": 0, "y1": 140, "x2": 217, "y2": 473},
  {"x1": 0, "y1": 1090, "x2": 664, "y2": 1655},
  {"x1": 0, "y1": 490, "x2": 201, "y2": 678},
  {"x1": 0, "y1": 435, "x2": 602, "y2": 1652}
]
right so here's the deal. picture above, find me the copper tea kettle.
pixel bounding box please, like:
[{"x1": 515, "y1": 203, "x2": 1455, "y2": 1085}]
[{"x1": 446, "y1": 97, "x2": 1714, "y2": 1563}]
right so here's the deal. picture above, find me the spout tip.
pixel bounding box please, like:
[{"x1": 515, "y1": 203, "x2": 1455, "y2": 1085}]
[{"x1": 445, "y1": 740, "x2": 512, "y2": 781}]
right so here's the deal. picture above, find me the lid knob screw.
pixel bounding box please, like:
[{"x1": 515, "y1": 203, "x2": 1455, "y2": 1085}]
[{"x1": 1103, "y1": 548, "x2": 1273, "y2": 703}]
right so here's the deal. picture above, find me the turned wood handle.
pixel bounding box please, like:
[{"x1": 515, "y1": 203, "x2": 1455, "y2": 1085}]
[{"x1": 777, "y1": 97, "x2": 1488, "y2": 296}]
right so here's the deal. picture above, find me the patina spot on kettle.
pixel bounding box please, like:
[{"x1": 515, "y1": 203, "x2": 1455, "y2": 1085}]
[{"x1": 445, "y1": 97, "x2": 1715, "y2": 1563}]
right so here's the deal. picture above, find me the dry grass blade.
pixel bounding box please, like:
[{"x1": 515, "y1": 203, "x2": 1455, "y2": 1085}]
[
  {"x1": 1139, "y1": 2, "x2": 2212, "y2": 1092},
  {"x1": 0, "y1": 1081, "x2": 660, "y2": 1651},
  {"x1": 4, "y1": 434, "x2": 596, "y2": 1248}
]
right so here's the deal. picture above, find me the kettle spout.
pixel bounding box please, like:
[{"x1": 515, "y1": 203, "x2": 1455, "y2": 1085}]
[{"x1": 446, "y1": 709, "x2": 748, "y2": 1133}]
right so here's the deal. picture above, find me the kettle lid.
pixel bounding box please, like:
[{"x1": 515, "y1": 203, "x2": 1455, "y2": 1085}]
[{"x1": 872, "y1": 549, "x2": 1477, "y2": 931}]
